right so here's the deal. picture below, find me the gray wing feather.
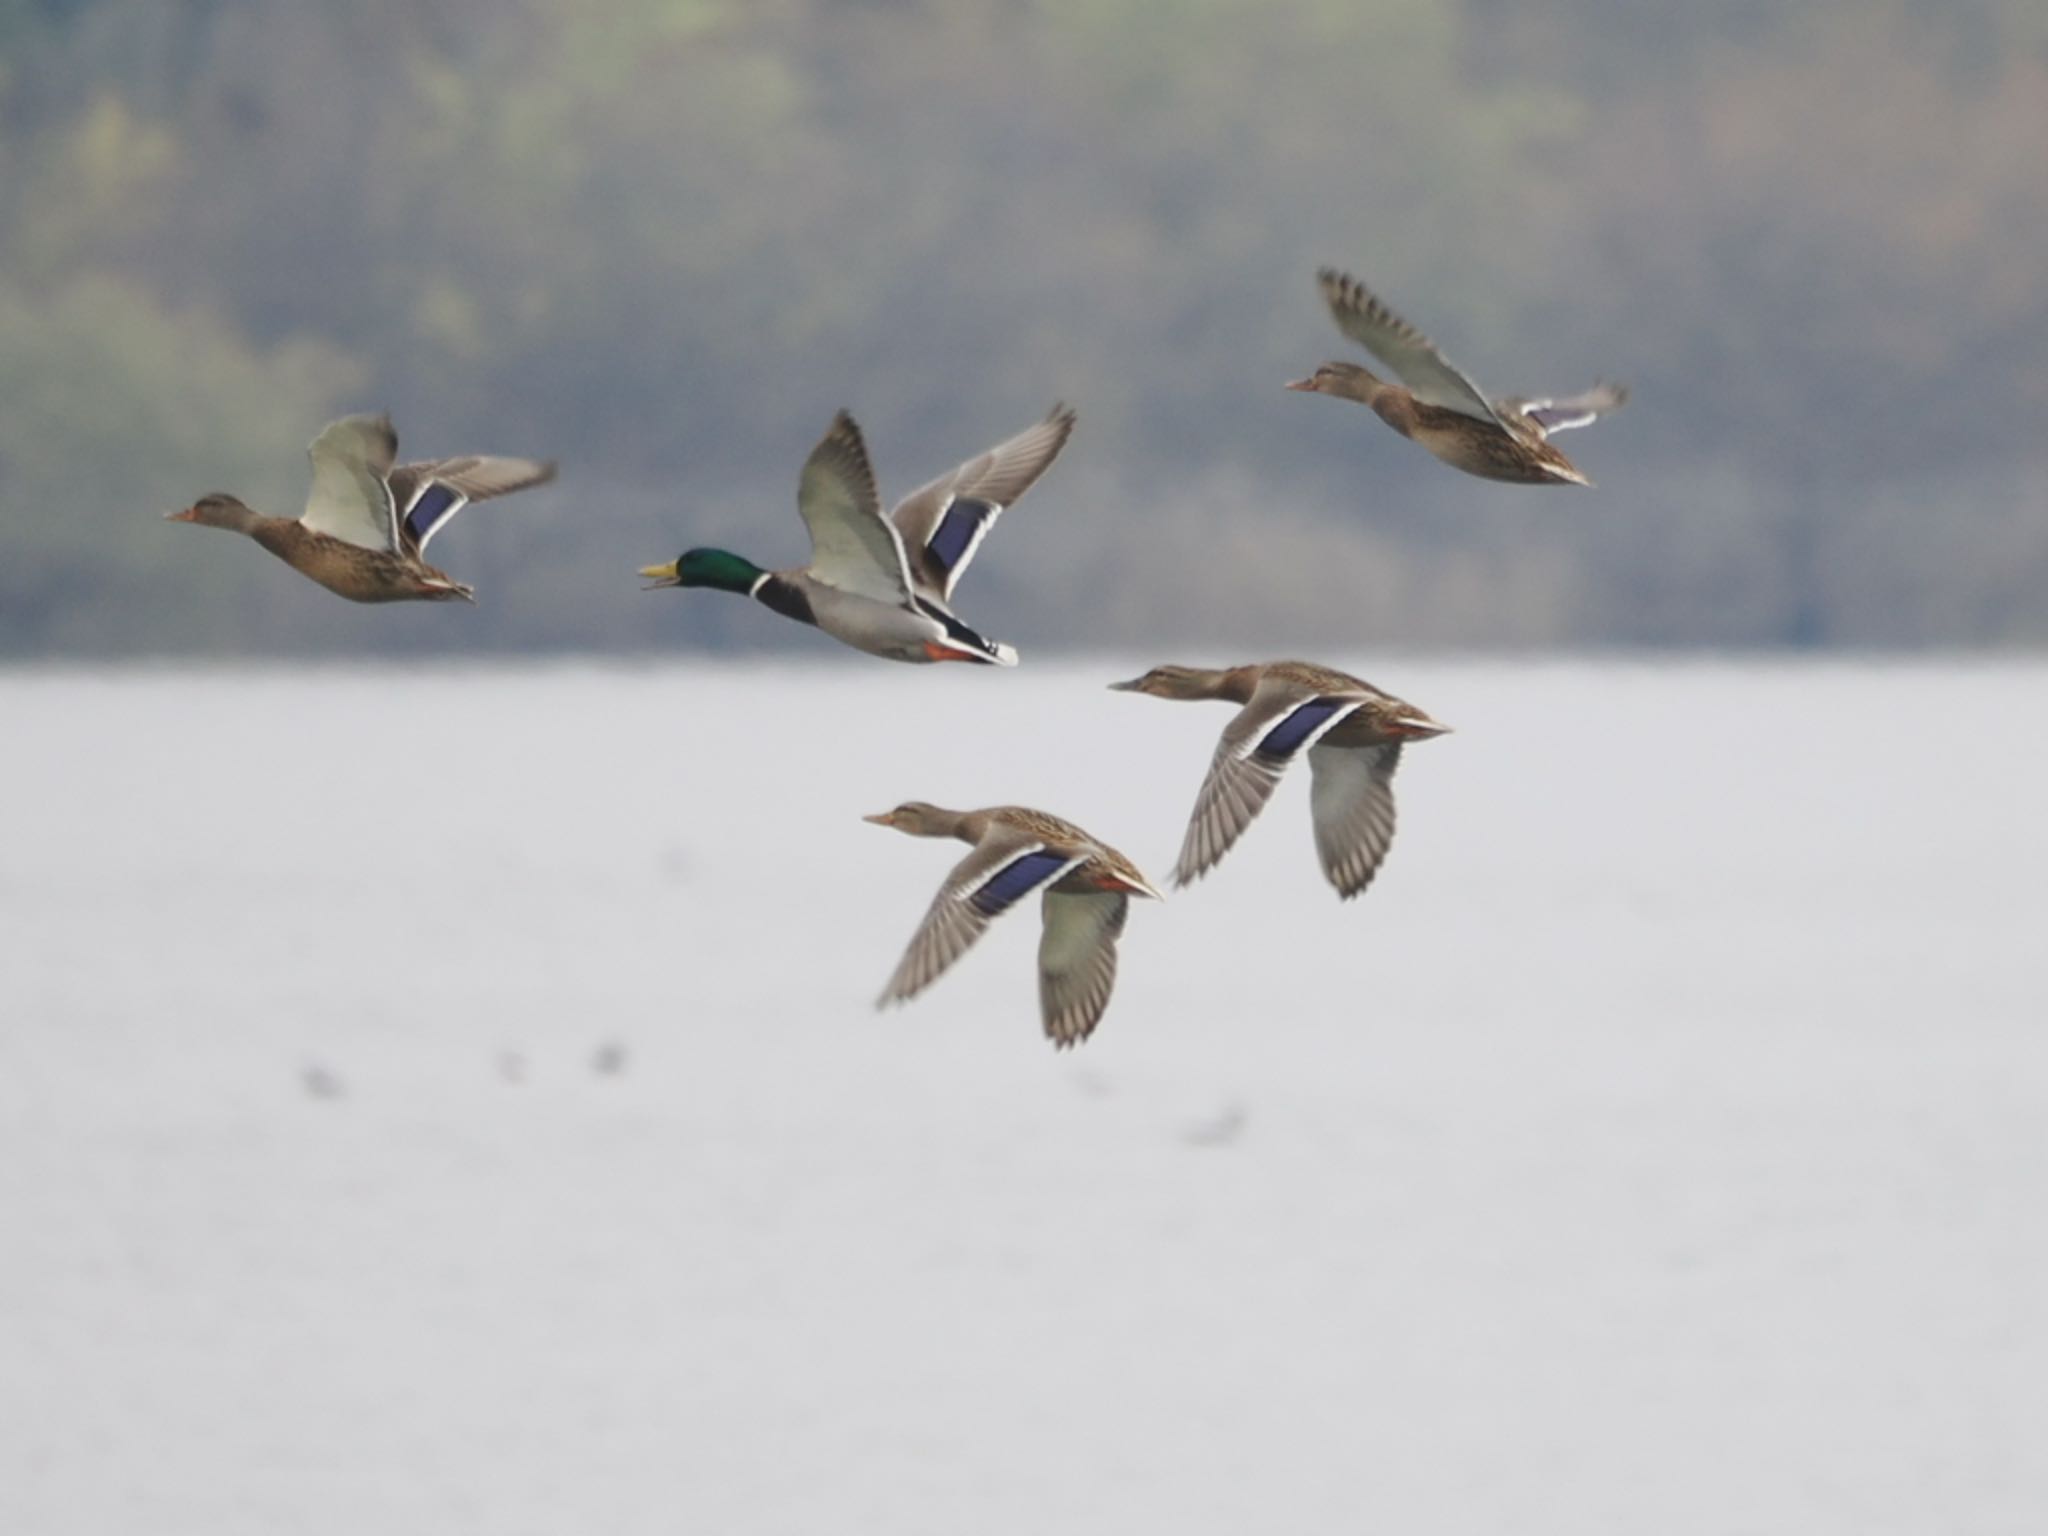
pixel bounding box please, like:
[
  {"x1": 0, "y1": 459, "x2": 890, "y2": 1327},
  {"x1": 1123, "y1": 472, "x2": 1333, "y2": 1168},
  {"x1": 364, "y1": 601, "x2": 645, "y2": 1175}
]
[
  {"x1": 1502, "y1": 383, "x2": 1629, "y2": 437},
  {"x1": 890, "y1": 404, "x2": 1077, "y2": 600},
  {"x1": 878, "y1": 830, "x2": 1084, "y2": 1007},
  {"x1": 1037, "y1": 890, "x2": 1128, "y2": 1048},
  {"x1": 300, "y1": 413, "x2": 400, "y2": 551},
  {"x1": 388, "y1": 454, "x2": 557, "y2": 554},
  {"x1": 1317, "y1": 269, "x2": 1506, "y2": 426},
  {"x1": 798, "y1": 412, "x2": 915, "y2": 606},
  {"x1": 389, "y1": 454, "x2": 557, "y2": 507},
  {"x1": 1307, "y1": 741, "x2": 1403, "y2": 899},
  {"x1": 1172, "y1": 681, "x2": 1365, "y2": 888}
]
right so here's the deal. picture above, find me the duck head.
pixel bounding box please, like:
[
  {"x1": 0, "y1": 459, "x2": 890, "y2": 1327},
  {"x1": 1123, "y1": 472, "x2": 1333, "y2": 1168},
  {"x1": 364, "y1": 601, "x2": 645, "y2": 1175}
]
[
  {"x1": 165, "y1": 492, "x2": 259, "y2": 533},
  {"x1": 863, "y1": 801, "x2": 964, "y2": 838},
  {"x1": 638, "y1": 547, "x2": 765, "y2": 594},
  {"x1": 1284, "y1": 361, "x2": 1385, "y2": 401},
  {"x1": 1108, "y1": 664, "x2": 1246, "y2": 701}
]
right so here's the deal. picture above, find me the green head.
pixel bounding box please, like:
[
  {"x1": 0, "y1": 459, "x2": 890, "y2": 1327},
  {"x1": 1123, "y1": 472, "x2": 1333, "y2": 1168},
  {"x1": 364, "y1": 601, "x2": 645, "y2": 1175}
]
[{"x1": 638, "y1": 547, "x2": 765, "y2": 594}]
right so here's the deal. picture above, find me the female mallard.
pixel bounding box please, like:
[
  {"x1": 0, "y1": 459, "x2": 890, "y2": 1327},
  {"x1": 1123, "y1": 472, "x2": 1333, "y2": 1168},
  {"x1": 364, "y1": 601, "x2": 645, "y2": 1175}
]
[
  {"x1": 166, "y1": 413, "x2": 556, "y2": 602},
  {"x1": 866, "y1": 801, "x2": 1162, "y2": 1048},
  {"x1": 1288, "y1": 269, "x2": 1626, "y2": 486},
  {"x1": 639, "y1": 405, "x2": 1075, "y2": 665},
  {"x1": 1110, "y1": 660, "x2": 1449, "y2": 899}
]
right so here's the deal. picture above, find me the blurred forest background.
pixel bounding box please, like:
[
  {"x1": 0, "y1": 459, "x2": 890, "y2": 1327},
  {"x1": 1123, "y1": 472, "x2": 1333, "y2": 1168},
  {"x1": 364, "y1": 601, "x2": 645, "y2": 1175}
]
[{"x1": 0, "y1": 0, "x2": 2044, "y2": 658}]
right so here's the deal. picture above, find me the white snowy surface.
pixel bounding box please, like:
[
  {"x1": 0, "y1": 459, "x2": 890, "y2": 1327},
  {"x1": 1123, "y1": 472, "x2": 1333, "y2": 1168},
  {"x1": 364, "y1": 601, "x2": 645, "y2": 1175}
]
[{"x1": 1, "y1": 657, "x2": 2044, "y2": 1534}]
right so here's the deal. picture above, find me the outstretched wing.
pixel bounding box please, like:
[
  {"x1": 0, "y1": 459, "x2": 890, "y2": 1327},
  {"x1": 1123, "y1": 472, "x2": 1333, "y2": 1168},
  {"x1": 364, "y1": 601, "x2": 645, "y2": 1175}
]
[
  {"x1": 300, "y1": 413, "x2": 400, "y2": 551},
  {"x1": 388, "y1": 454, "x2": 557, "y2": 555},
  {"x1": 890, "y1": 404, "x2": 1077, "y2": 601},
  {"x1": 1307, "y1": 741, "x2": 1404, "y2": 900},
  {"x1": 1172, "y1": 681, "x2": 1369, "y2": 888},
  {"x1": 1037, "y1": 889, "x2": 1129, "y2": 1048},
  {"x1": 878, "y1": 830, "x2": 1087, "y2": 1008},
  {"x1": 1499, "y1": 383, "x2": 1629, "y2": 438},
  {"x1": 1317, "y1": 269, "x2": 1505, "y2": 426},
  {"x1": 797, "y1": 411, "x2": 915, "y2": 606}
]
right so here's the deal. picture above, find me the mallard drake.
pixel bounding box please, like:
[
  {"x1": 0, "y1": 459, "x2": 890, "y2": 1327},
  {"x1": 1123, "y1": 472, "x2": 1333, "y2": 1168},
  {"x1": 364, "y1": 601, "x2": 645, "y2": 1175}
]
[
  {"x1": 1288, "y1": 269, "x2": 1625, "y2": 486},
  {"x1": 1110, "y1": 660, "x2": 1449, "y2": 899},
  {"x1": 639, "y1": 404, "x2": 1075, "y2": 664},
  {"x1": 866, "y1": 801, "x2": 1162, "y2": 1048},
  {"x1": 166, "y1": 413, "x2": 556, "y2": 602}
]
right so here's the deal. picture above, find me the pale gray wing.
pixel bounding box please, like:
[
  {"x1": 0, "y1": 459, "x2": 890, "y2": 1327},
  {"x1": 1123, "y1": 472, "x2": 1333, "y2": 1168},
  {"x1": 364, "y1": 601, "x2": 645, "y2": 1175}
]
[
  {"x1": 1499, "y1": 383, "x2": 1629, "y2": 438},
  {"x1": 388, "y1": 454, "x2": 558, "y2": 555},
  {"x1": 890, "y1": 404, "x2": 1077, "y2": 601},
  {"x1": 300, "y1": 413, "x2": 400, "y2": 551},
  {"x1": 797, "y1": 411, "x2": 915, "y2": 606},
  {"x1": 1307, "y1": 741, "x2": 1404, "y2": 900},
  {"x1": 1173, "y1": 680, "x2": 1368, "y2": 888},
  {"x1": 878, "y1": 830, "x2": 1087, "y2": 1008},
  {"x1": 1317, "y1": 269, "x2": 1505, "y2": 426},
  {"x1": 1037, "y1": 890, "x2": 1128, "y2": 1048}
]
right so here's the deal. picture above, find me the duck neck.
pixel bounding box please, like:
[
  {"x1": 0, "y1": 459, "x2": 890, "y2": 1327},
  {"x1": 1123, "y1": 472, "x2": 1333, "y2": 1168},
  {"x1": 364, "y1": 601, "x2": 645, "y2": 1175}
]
[
  {"x1": 752, "y1": 572, "x2": 817, "y2": 628},
  {"x1": 939, "y1": 807, "x2": 988, "y2": 844},
  {"x1": 182, "y1": 498, "x2": 269, "y2": 538},
  {"x1": 1368, "y1": 388, "x2": 1419, "y2": 436},
  {"x1": 249, "y1": 515, "x2": 311, "y2": 559},
  {"x1": 1320, "y1": 362, "x2": 1388, "y2": 406}
]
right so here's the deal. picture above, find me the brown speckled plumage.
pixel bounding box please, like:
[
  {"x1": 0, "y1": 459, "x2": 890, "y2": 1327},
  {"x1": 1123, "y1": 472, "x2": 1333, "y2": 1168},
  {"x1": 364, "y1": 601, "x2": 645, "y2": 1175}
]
[
  {"x1": 865, "y1": 801, "x2": 1161, "y2": 1048},
  {"x1": 167, "y1": 412, "x2": 554, "y2": 604},
  {"x1": 1288, "y1": 269, "x2": 1625, "y2": 487},
  {"x1": 1110, "y1": 660, "x2": 1450, "y2": 899}
]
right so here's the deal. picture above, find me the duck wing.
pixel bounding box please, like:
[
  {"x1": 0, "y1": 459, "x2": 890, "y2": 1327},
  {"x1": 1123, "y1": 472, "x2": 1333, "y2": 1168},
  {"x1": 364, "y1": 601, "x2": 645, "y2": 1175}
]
[
  {"x1": 1171, "y1": 678, "x2": 1370, "y2": 888},
  {"x1": 1306, "y1": 741, "x2": 1404, "y2": 900},
  {"x1": 1317, "y1": 269, "x2": 1506, "y2": 426},
  {"x1": 878, "y1": 828, "x2": 1088, "y2": 1007},
  {"x1": 797, "y1": 411, "x2": 915, "y2": 606},
  {"x1": 890, "y1": 404, "x2": 1077, "y2": 602},
  {"x1": 1037, "y1": 889, "x2": 1129, "y2": 1048},
  {"x1": 388, "y1": 454, "x2": 557, "y2": 556},
  {"x1": 300, "y1": 413, "x2": 401, "y2": 552},
  {"x1": 1498, "y1": 383, "x2": 1629, "y2": 438}
]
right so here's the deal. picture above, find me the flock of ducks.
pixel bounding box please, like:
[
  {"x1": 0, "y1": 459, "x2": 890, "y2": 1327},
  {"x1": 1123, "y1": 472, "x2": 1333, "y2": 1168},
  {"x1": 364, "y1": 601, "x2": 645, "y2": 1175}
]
[{"x1": 168, "y1": 270, "x2": 1625, "y2": 1048}]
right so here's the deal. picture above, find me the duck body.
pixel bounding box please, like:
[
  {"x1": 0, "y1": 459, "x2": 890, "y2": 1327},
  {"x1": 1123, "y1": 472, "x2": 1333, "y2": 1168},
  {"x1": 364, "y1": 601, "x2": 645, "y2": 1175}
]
[
  {"x1": 233, "y1": 511, "x2": 474, "y2": 602},
  {"x1": 866, "y1": 800, "x2": 1161, "y2": 1048},
  {"x1": 641, "y1": 405, "x2": 1075, "y2": 665},
  {"x1": 1289, "y1": 268, "x2": 1625, "y2": 487},
  {"x1": 660, "y1": 550, "x2": 1017, "y2": 665},
  {"x1": 167, "y1": 413, "x2": 556, "y2": 603},
  {"x1": 800, "y1": 578, "x2": 1012, "y2": 665},
  {"x1": 1371, "y1": 389, "x2": 1594, "y2": 486},
  {"x1": 1111, "y1": 659, "x2": 1450, "y2": 899}
]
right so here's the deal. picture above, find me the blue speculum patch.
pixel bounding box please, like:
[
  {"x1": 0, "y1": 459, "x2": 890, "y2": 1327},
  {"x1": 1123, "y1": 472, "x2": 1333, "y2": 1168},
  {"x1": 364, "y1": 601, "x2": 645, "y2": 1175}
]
[
  {"x1": 404, "y1": 483, "x2": 461, "y2": 544},
  {"x1": 971, "y1": 848, "x2": 1072, "y2": 916},
  {"x1": 928, "y1": 498, "x2": 994, "y2": 572},
  {"x1": 1257, "y1": 698, "x2": 1347, "y2": 759}
]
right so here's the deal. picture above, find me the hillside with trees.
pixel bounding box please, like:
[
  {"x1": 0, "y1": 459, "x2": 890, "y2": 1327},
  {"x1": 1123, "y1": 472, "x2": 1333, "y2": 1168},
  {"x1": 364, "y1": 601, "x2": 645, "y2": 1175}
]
[{"x1": 2, "y1": 0, "x2": 2044, "y2": 655}]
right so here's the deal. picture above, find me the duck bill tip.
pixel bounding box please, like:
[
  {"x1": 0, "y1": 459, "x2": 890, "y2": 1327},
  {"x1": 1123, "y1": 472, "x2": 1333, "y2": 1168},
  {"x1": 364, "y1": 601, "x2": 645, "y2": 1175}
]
[
  {"x1": 861, "y1": 811, "x2": 895, "y2": 827},
  {"x1": 1283, "y1": 376, "x2": 1318, "y2": 392}
]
